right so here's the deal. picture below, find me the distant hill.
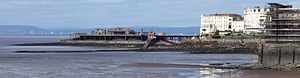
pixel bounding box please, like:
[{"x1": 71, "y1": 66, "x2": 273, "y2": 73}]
[
  {"x1": 0, "y1": 25, "x2": 200, "y2": 36},
  {"x1": 0, "y1": 25, "x2": 91, "y2": 36},
  {"x1": 0, "y1": 25, "x2": 45, "y2": 35}
]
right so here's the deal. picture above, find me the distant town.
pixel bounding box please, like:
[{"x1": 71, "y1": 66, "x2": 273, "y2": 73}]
[{"x1": 200, "y1": 3, "x2": 300, "y2": 43}]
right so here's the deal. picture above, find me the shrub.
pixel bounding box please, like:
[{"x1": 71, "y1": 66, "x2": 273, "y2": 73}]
[
  {"x1": 211, "y1": 30, "x2": 221, "y2": 39},
  {"x1": 211, "y1": 35, "x2": 221, "y2": 38},
  {"x1": 224, "y1": 33, "x2": 231, "y2": 36}
]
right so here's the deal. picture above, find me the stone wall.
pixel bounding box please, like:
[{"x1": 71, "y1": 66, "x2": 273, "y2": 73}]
[{"x1": 259, "y1": 44, "x2": 300, "y2": 66}]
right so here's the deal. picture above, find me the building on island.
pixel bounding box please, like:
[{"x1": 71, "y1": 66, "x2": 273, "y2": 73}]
[
  {"x1": 200, "y1": 14, "x2": 244, "y2": 36},
  {"x1": 66, "y1": 27, "x2": 197, "y2": 46},
  {"x1": 69, "y1": 28, "x2": 147, "y2": 41},
  {"x1": 92, "y1": 28, "x2": 136, "y2": 35},
  {"x1": 264, "y1": 3, "x2": 300, "y2": 43}
]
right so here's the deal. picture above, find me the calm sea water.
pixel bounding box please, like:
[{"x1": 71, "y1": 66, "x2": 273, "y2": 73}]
[{"x1": 0, "y1": 36, "x2": 258, "y2": 78}]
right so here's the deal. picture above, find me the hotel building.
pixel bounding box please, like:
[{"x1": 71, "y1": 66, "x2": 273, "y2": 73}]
[
  {"x1": 200, "y1": 14, "x2": 244, "y2": 36},
  {"x1": 244, "y1": 6, "x2": 271, "y2": 34},
  {"x1": 264, "y1": 3, "x2": 300, "y2": 43}
]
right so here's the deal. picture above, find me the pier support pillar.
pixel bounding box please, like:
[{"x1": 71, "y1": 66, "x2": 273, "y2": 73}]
[
  {"x1": 261, "y1": 46, "x2": 280, "y2": 66},
  {"x1": 260, "y1": 44, "x2": 300, "y2": 66},
  {"x1": 295, "y1": 48, "x2": 300, "y2": 63},
  {"x1": 280, "y1": 47, "x2": 294, "y2": 64}
]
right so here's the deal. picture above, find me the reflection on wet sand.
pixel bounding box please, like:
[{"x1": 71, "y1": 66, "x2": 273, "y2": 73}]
[
  {"x1": 0, "y1": 36, "x2": 260, "y2": 78},
  {"x1": 121, "y1": 62, "x2": 205, "y2": 68},
  {"x1": 218, "y1": 70, "x2": 300, "y2": 78},
  {"x1": 120, "y1": 62, "x2": 237, "y2": 78}
]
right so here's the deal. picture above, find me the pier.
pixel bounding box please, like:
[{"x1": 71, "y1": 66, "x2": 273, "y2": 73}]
[
  {"x1": 68, "y1": 28, "x2": 198, "y2": 48},
  {"x1": 70, "y1": 34, "x2": 197, "y2": 42}
]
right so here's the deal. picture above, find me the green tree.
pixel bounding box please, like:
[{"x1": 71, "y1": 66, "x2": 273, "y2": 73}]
[{"x1": 211, "y1": 30, "x2": 221, "y2": 38}]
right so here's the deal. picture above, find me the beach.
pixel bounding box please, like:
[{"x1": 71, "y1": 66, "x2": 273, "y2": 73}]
[{"x1": 0, "y1": 36, "x2": 263, "y2": 78}]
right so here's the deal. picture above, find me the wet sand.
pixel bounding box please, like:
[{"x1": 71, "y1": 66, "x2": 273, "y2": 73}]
[
  {"x1": 0, "y1": 36, "x2": 271, "y2": 78},
  {"x1": 120, "y1": 63, "x2": 204, "y2": 68},
  {"x1": 122, "y1": 62, "x2": 300, "y2": 78},
  {"x1": 120, "y1": 62, "x2": 239, "y2": 69},
  {"x1": 218, "y1": 70, "x2": 300, "y2": 78}
]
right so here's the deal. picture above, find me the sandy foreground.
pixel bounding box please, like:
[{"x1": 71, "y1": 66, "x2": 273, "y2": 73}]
[
  {"x1": 219, "y1": 70, "x2": 300, "y2": 78},
  {"x1": 121, "y1": 63, "x2": 300, "y2": 78}
]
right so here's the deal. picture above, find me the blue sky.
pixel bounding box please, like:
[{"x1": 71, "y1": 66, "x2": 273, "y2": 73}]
[{"x1": 0, "y1": 0, "x2": 298, "y2": 29}]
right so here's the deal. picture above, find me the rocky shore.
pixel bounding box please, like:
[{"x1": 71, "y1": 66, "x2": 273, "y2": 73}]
[
  {"x1": 141, "y1": 39, "x2": 260, "y2": 54},
  {"x1": 13, "y1": 39, "x2": 260, "y2": 54}
]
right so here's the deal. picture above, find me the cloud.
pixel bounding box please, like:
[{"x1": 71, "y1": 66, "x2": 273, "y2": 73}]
[{"x1": 0, "y1": 0, "x2": 298, "y2": 28}]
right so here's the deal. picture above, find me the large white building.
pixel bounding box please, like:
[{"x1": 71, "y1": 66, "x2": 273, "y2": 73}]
[
  {"x1": 200, "y1": 14, "x2": 244, "y2": 36},
  {"x1": 232, "y1": 20, "x2": 245, "y2": 32},
  {"x1": 244, "y1": 7, "x2": 271, "y2": 34}
]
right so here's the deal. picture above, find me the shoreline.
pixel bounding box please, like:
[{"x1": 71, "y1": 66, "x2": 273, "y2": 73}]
[
  {"x1": 120, "y1": 62, "x2": 240, "y2": 69},
  {"x1": 13, "y1": 42, "x2": 300, "y2": 72},
  {"x1": 14, "y1": 49, "x2": 257, "y2": 54},
  {"x1": 12, "y1": 39, "x2": 259, "y2": 54}
]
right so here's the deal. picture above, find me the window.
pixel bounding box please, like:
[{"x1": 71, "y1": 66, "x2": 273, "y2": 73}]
[{"x1": 259, "y1": 19, "x2": 264, "y2": 21}]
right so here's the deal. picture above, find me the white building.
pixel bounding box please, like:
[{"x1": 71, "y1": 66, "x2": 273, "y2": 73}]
[
  {"x1": 232, "y1": 21, "x2": 245, "y2": 32},
  {"x1": 200, "y1": 14, "x2": 244, "y2": 36},
  {"x1": 244, "y1": 7, "x2": 271, "y2": 34}
]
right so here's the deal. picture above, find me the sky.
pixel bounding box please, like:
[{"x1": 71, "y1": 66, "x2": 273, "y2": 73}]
[{"x1": 0, "y1": 0, "x2": 298, "y2": 29}]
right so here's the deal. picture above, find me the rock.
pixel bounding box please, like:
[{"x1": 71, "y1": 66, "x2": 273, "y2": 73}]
[{"x1": 209, "y1": 63, "x2": 224, "y2": 66}]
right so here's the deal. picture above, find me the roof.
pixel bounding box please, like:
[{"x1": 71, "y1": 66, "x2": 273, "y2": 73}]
[
  {"x1": 278, "y1": 8, "x2": 300, "y2": 11},
  {"x1": 268, "y1": 3, "x2": 292, "y2": 8},
  {"x1": 205, "y1": 14, "x2": 241, "y2": 17}
]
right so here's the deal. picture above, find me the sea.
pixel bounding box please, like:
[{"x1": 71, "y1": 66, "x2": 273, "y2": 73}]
[{"x1": 0, "y1": 36, "x2": 258, "y2": 78}]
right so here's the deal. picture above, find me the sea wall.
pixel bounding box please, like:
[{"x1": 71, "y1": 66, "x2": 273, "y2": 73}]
[
  {"x1": 16, "y1": 39, "x2": 261, "y2": 54},
  {"x1": 144, "y1": 39, "x2": 261, "y2": 54},
  {"x1": 259, "y1": 44, "x2": 300, "y2": 66}
]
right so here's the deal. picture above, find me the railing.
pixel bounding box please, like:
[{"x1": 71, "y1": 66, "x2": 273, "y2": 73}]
[
  {"x1": 264, "y1": 39, "x2": 300, "y2": 42},
  {"x1": 80, "y1": 34, "x2": 143, "y2": 36},
  {"x1": 265, "y1": 34, "x2": 300, "y2": 37},
  {"x1": 272, "y1": 17, "x2": 300, "y2": 20},
  {"x1": 79, "y1": 34, "x2": 198, "y2": 37},
  {"x1": 263, "y1": 29, "x2": 300, "y2": 31}
]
